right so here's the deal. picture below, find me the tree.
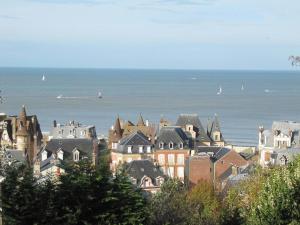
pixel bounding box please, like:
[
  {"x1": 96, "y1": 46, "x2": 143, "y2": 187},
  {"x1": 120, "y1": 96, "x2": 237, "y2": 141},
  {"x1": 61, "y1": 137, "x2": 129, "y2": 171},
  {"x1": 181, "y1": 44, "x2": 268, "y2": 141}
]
[
  {"x1": 187, "y1": 181, "x2": 220, "y2": 225},
  {"x1": 248, "y1": 156, "x2": 300, "y2": 225}
]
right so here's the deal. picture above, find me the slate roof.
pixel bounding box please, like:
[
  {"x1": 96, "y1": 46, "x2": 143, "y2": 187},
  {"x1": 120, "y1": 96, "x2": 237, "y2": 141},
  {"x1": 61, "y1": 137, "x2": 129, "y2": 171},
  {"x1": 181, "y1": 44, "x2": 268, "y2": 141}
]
[
  {"x1": 116, "y1": 131, "x2": 152, "y2": 154},
  {"x1": 207, "y1": 115, "x2": 224, "y2": 142},
  {"x1": 4, "y1": 149, "x2": 26, "y2": 163},
  {"x1": 272, "y1": 121, "x2": 300, "y2": 134},
  {"x1": 176, "y1": 114, "x2": 211, "y2": 142},
  {"x1": 196, "y1": 146, "x2": 223, "y2": 155},
  {"x1": 126, "y1": 160, "x2": 165, "y2": 186},
  {"x1": 271, "y1": 148, "x2": 300, "y2": 165},
  {"x1": 155, "y1": 126, "x2": 190, "y2": 150},
  {"x1": 213, "y1": 148, "x2": 231, "y2": 161},
  {"x1": 41, "y1": 138, "x2": 95, "y2": 161}
]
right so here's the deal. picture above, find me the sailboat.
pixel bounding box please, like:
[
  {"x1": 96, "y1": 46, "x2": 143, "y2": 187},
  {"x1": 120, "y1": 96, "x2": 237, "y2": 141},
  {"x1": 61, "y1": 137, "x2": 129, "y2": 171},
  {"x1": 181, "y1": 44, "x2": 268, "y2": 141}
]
[
  {"x1": 98, "y1": 91, "x2": 102, "y2": 99},
  {"x1": 241, "y1": 84, "x2": 244, "y2": 91},
  {"x1": 217, "y1": 86, "x2": 222, "y2": 95},
  {"x1": 42, "y1": 74, "x2": 46, "y2": 81}
]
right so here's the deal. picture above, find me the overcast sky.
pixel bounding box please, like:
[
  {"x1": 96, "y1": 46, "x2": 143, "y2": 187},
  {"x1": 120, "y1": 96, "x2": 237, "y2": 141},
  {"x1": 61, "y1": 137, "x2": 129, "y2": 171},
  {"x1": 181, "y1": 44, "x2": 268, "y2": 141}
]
[{"x1": 0, "y1": 0, "x2": 299, "y2": 69}]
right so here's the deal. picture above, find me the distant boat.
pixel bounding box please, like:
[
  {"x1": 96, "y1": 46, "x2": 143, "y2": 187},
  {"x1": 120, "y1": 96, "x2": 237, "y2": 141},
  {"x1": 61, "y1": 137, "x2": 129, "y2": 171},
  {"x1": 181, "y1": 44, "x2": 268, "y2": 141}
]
[
  {"x1": 57, "y1": 95, "x2": 63, "y2": 99},
  {"x1": 241, "y1": 84, "x2": 244, "y2": 91},
  {"x1": 217, "y1": 86, "x2": 222, "y2": 95},
  {"x1": 42, "y1": 74, "x2": 46, "y2": 81},
  {"x1": 191, "y1": 77, "x2": 197, "y2": 80},
  {"x1": 98, "y1": 92, "x2": 102, "y2": 99},
  {"x1": 264, "y1": 89, "x2": 270, "y2": 93}
]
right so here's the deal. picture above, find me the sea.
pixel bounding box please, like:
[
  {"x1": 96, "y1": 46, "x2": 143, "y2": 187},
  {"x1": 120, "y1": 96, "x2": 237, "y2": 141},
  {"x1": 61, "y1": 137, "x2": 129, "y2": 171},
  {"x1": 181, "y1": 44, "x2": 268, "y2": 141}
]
[{"x1": 1, "y1": 67, "x2": 300, "y2": 146}]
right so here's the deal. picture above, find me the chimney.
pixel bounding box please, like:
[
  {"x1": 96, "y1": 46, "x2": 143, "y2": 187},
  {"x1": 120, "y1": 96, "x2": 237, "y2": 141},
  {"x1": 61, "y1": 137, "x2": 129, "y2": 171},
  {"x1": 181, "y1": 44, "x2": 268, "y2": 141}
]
[
  {"x1": 53, "y1": 120, "x2": 57, "y2": 127},
  {"x1": 145, "y1": 120, "x2": 149, "y2": 126}
]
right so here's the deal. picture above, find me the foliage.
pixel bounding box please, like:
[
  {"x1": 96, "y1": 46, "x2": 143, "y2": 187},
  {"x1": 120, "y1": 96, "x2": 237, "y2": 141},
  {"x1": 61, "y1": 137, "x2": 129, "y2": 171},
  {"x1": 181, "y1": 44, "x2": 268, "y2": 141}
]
[{"x1": 1, "y1": 154, "x2": 147, "y2": 225}]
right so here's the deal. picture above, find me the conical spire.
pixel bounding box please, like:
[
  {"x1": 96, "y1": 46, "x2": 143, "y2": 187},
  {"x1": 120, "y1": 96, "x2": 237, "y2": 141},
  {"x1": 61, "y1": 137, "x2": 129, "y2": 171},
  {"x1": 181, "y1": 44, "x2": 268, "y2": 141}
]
[
  {"x1": 113, "y1": 116, "x2": 122, "y2": 138},
  {"x1": 212, "y1": 114, "x2": 221, "y2": 132},
  {"x1": 19, "y1": 105, "x2": 27, "y2": 122},
  {"x1": 137, "y1": 113, "x2": 145, "y2": 126}
]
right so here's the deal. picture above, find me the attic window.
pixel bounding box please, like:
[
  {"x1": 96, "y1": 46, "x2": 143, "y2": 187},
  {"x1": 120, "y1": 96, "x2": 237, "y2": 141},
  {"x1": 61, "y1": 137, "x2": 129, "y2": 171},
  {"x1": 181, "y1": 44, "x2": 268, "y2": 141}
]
[
  {"x1": 73, "y1": 150, "x2": 79, "y2": 162},
  {"x1": 169, "y1": 142, "x2": 174, "y2": 149},
  {"x1": 42, "y1": 150, "x2": 47, "y2": 161},
  {"x1": 139, "y1": 146, "x2": 143, "y2": 153},
  {"x1": 147, "y1": 146, "x2": 151, "y2": 153},
  {"x1": 159, "y1": 142, "x2": 164, "y2": 149},
  {"x1": 128, "y1": 146, "x2": 132, "y2": 153},
  {"x1": 179, "y1": 142, "x2": 183, "y2": 149}
]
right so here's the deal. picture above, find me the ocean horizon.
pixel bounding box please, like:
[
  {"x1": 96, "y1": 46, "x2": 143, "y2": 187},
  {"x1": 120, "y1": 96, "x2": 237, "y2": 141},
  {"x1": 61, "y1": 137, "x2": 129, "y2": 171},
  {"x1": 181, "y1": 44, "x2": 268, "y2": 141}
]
[{"x1": 1, "y1": 67, "x2": 300, "y2": 146}]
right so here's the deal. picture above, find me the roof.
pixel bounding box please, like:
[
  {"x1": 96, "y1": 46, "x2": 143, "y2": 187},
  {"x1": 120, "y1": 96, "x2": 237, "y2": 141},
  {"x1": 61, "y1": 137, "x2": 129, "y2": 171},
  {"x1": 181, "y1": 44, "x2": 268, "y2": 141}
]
[
  {"x1": 272, "y1": 121, "x2": 300, "y2": 133},
  {"x1": 176, "y1": 114, "x2": 202, "y2": 128},
  {"x1": 207, "y1": 115, "x2": 224, "y2": 142},
  {"x1": 126, "y1": 160, "x2": 165, "y2": 185},
  {"x1": 196, "y1": 146, "x2": 223, "y2": 155},
  {"x1": 156, "y1": 126, "x2": 189, "y2": 149},
  {"x1": 116, "y1": 131, "x2": 152, "y2": 154},
  {"x1": 213, "y1": 148, "x2": 231, "y2": 161},
  {"x1": 4, "y1": 149, "x2": 26, "y2": 163},
  {"x1": 42, "y1": 138, "x2": 96, "y2": 161}
]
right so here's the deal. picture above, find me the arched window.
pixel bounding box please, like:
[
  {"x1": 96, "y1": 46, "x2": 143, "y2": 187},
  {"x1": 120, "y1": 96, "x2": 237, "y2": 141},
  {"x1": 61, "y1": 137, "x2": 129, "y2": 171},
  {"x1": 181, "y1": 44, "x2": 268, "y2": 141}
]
[{"x1": 73, "y1": 149, "x2": 80, "y2": 162}]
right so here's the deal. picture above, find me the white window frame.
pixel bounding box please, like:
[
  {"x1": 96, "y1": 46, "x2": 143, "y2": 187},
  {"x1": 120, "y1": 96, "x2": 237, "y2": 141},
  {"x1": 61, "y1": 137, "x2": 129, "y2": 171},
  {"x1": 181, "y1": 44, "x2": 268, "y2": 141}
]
[
  {"x1": 158, "y1": 154, "x2": 165, "y2": 164},
  {"x1": 42, "y1": 150, "x2": 47, "y2": 161},
  {"x1": 168, "y1": 154, "x2": 175, "y2": 165},
  {"x1": 73, "y1": 150, "x2": 80, "y2": 162},
  {"x1": 146, "y1": 146, "x2": 151, "y2": 153},
  {"x1": 169, "y1": 142, "x2": 174, "y2": 149},
  {"x1": 177, "y1": 167, "x2": 184, "y2": 179},
  {"x1": 179, "y1": 142, "x2": 183, "y2": 149},
  {"x1": 139, "y1": 146, "x2": 143, "y2": 153},
  {"x1": 112, "y1": 142, "x2": 118, "y2": 150},
  {"x1": 57, "y1": 149, "x2": 64, "y2": 160},
  {"x1": 177, "y1": 154, "x2": 185, "y2": 165},
  {"x1": 159, "y1": 142, "x2": 164, "y2": 149},
  {"x1": 128, "y1": 146, "x2": 132, "y2": 153}
]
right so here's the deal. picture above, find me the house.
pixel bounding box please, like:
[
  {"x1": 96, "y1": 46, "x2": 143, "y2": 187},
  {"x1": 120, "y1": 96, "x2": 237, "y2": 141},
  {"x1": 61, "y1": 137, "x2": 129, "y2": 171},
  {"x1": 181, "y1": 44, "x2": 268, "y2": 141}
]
[
  {"x1": 185, "y1": 147, "x2": 249, "y2": 191},
  {"x1": 34, "y1": 138, "x2": 99, "y2": 177},
  {"x1": 110, "y1": 131, "x2": 154, "y2": 171},
  {"x1": 125, "y1": 159, "x2": 166, "y2": 193},
  {"x1": 259, "y1": 121, "x2": 300, "y2": 167},
  {"x1": 49, "y1": 120, "x2": 97, "y2": 140},
  {"x1": 207, "y1": 115, "x2": 226, "y2": 146},
  {"x1": 0, "y1": 106, "x2": 43, "y2": 165},
  {"x1": 154, "y1": 126, "x2": 191, "y2": 180},
  {"x1": 185, "y1": 153, "x2": 212, "y2": 186},
  {"x1": 108, "y1": 114, "x2": 156, "y2": 149},
  {"x1": 176, "y1": 114, "x2": 211, "y2": 147}
]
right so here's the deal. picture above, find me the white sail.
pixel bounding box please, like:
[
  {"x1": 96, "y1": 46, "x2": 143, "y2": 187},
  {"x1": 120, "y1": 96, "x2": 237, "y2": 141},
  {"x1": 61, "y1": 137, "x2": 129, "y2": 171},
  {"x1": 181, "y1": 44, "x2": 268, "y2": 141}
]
[
  {"x1": 42, "y1": 74, "x2": 46, "y2": 81},
  {"x1": 217, "y1": 86, "x2": 222, "y2": 95},
  {"x1": 241, "y1": 84, "x2": 244, "y2": 91},
  {"x1": 98, "y1": 92, "x2": 102, "y2": 98}
]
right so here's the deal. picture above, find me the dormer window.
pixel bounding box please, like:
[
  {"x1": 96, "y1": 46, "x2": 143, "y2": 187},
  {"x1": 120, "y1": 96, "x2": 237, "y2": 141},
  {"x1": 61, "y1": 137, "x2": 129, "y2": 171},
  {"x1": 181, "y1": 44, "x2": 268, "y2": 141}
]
[
  {"x1": 159, "y1": 142, "x2": 164, "y2": 149},
  {"x1": 139, "y1": 146, "x2": 143, "y2": 153},
  {"x1": 128, "y1": 146, "x2": 132, "y2": 153},
  {"x1": 57, "y1": 149, "x2": 64, "y2": 160},
  {"x1": 179, "y1": 142, "x2": 183, "y2": 149},
  {"x1": 147, "y1": 146, "x2": 151, "y2": 153},
  {"x1": 42, "y1": 150, "x2": 47, "y2": 161},
  {"x1": 169, "y1": 142, "x2": 174, "y2": 149},
  {"x1": 73, "y1": 149, "x2": 80, "y2": 162}
]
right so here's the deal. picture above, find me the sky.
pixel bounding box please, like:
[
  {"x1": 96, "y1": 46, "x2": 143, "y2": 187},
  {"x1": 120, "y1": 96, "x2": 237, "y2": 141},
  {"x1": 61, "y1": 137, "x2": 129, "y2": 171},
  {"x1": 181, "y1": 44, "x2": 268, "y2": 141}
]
[{"x1": 0, "y1": 0, "x2": 300, "y2": 70}]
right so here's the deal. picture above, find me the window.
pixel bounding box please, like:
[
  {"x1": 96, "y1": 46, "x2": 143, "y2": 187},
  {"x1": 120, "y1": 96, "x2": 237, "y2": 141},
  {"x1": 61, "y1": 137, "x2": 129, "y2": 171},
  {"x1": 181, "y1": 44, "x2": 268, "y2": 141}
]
[
  {"x1": 128, "y1": 146, "x2": 132, "y2": 153},
  {"x1": 156, "y1": 177, "x2": 164, "y2": 186},
  {"x1": 169, "y1": 142, "x2": 174, "y2": 149},
  {"x1": 42, "y1": 150, "x2": 47, "y2": 161},
  {"x1": 73, "y1": 150, "x2": 80, "y2": 162},
  {"x1": 112, "y1": 142, "x2": 118, "y2": 150},
  {"x1": 159, "y1": 142, "x2": 164, "y2": 149},
  {"x1": 168, "y1": 167, "x2": 174, "y2": 178},
  {"x1": 168, "y1": 154, "x2": 175, "y2": 165},
  {"x1": 139, "y1": 146, "x2": 143, "y2": 153},
  {"x1": 177, "y1": 154, "x2": 185, "y2": 165},
  {"x1": 177, "y1": 167, "x2": 184, "y2": 179},
  {"x1": 179, "y1": 142, "x2": 183, "y2": 149},
  {"x1": 147, "y1": 146, "x2": 151, "y2": 153},
  {"x1": 214, "y1": 135, "x2": 219, "y2": 141},
  {"x1": 57, "y1": 149, "x2": 64, "y2": 160},
  {"x1": 158, "y1": 154, "x2": 165, "y2": 164}
]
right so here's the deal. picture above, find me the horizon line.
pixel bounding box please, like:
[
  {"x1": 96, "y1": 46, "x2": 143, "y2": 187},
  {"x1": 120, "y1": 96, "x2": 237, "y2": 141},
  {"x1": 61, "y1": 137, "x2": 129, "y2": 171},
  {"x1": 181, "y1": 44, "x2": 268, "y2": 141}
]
[{"x1": 0, "y1": 66, "x2": 298, "y2": 72}]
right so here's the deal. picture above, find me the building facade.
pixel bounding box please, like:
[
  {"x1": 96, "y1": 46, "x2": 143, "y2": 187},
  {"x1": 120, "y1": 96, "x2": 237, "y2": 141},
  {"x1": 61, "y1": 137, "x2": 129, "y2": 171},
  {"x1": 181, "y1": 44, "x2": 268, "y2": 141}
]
[
  {"x1": 0, "y1": 106, "x2": 43, "y2": 165},
  {"x1": 259, "y1": 121, "x2": 300, "y2": 167},
  {"x1": 154, "y1": 126, "x2": 191, "y2": 180}
]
